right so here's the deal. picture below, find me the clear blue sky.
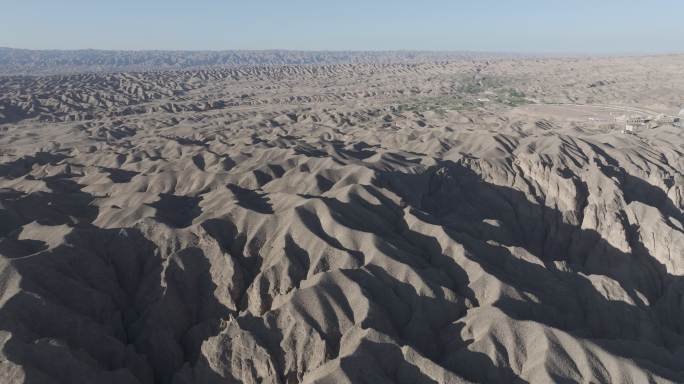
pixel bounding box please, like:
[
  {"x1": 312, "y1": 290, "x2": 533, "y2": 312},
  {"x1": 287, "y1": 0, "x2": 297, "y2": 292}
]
[{"x1": 2, "y1": 0, "x2": 683, "y2": 53}]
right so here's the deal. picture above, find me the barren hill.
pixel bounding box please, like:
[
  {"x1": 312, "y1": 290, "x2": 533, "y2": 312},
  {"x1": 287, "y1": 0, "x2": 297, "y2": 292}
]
[
  {"x1": 0, "y1": 54, "x2": 683, "y2": 383},
  {"x1": 0, "y1": 48, "x2": 515, "y2": 76}
]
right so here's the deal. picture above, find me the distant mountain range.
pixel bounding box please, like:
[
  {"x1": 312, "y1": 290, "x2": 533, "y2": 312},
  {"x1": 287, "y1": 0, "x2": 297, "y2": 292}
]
[{"x1": 0, "y1": 48, "x2": 522, "y2": 76}]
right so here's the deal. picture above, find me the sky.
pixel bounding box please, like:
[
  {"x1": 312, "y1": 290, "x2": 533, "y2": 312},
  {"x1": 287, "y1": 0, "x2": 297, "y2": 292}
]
[{"x1": 2, "y1": 0, "x2": 683, "y2": 54}]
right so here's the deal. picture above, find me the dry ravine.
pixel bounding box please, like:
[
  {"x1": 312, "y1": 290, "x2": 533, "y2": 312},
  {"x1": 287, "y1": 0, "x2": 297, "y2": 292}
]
[{"x1": 1, "y1": 53, "x2": 684, "y2": 383}]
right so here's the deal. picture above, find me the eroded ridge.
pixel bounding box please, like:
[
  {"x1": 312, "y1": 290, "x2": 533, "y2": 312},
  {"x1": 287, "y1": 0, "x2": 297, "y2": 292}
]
[{"x1": 1, "y1": 55, "x2": 684, "y2": 383}]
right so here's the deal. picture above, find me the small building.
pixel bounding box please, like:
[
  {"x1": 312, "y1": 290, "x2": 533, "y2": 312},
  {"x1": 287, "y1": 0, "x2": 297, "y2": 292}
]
[
  {"x1": 618, "y1": 112, "x2": 681, "y2": 133},
  {"x1": 627, "y1": 116, "x2": 647, "y2": 129},
  {"x1": 656, "y1": 115, "x2": 680, "y2": 124},
  {"x1": 622, "y1": 116, "x2": 650, "y2": 134},
  {"x1": 626, "y1": 117, "x2": 649, "y2": 125},
  {"x1": 652, "y1": 113, "x2": 681, "y2": 128}
]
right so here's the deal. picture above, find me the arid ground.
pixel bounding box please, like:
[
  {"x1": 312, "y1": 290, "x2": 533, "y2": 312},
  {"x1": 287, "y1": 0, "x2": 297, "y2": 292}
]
[{"x1": 1, "y1": 52, "x2": 684, "y2": 383}]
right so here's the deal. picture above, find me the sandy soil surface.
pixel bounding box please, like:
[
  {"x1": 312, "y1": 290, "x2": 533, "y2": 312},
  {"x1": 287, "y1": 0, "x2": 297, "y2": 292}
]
[{"x1": 0, "y1": 54, "x2": 684, "y2": 383}]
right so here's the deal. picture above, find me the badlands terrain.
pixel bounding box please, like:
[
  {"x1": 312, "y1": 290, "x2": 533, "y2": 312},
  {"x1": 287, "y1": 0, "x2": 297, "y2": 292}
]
[
  {"x1": 0, "y1": 52, "x2": 684, "y2": 383},
  {"x1": 0, "y1": 48, "x2": 514, "y2": 76}
]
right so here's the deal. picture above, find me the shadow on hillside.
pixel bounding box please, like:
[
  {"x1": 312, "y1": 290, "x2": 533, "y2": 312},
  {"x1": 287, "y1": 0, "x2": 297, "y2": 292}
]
[
  {"x1": 227, "y1": 184, "x2": 274, "y2": 214},
  {"x1": 296, "y1": 185, "x2": 524, "y2": 382},
  {"x1": 375, "y1": 160, "x2": 684, "y2": 382},
  {"x1": 0, "y1": 152, "x2": 70, "y2": 180},
  {"x1": 149, "y1": 193, "x2": 203, "y2": 228},
  {"x1": 0, "y1": 176, "x2": 97, "y2": 237},
  {"x1": 2, "y1": 151, "x2": 683, "y2": 382},
  {"x1": 0, "y1": 169, "x2": 230, "y2": 384}
]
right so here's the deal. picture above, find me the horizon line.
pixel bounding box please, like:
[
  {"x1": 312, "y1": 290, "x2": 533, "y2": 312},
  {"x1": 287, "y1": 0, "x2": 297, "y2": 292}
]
[{"x1": 2, "y1": 46, "x2": 683, "y2": 57}]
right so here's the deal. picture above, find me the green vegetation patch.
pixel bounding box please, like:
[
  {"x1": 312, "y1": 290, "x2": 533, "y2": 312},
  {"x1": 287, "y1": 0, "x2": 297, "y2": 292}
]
[
  {"x1": 494, "y1": 88, "x2": 529, "y2": 107},
  {"x1": 393, "y1": 95, "x2": 484, "y2": 115}
]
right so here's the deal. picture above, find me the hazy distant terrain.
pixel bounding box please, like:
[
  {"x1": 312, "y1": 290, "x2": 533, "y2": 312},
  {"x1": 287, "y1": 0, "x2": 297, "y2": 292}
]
[
  {"x1": 0, "y1": 48, "x2": 520, "y2": 76},
  {"x1": 1, "y1": 53, "x2": 684, "y2": 383}
]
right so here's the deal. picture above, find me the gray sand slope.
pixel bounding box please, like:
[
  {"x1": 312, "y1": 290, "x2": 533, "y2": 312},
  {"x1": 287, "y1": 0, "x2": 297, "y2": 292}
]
[{"x1": 0, "y1": 54, "x2": 683, "y2": 383}]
